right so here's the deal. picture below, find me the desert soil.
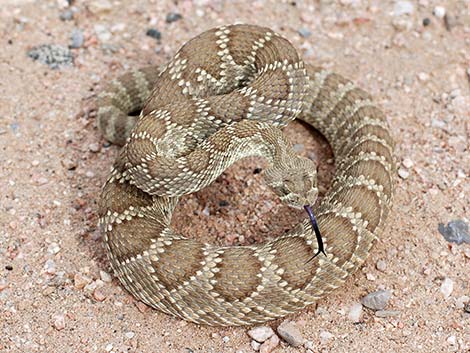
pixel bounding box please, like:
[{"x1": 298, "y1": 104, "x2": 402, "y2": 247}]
[{"x1": 1, "y1": 0, "x2": 469, "y2": 352}]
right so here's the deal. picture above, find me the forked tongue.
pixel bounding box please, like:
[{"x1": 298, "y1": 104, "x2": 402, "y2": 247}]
[{"x1": 304, "y1": 205, "x2": 326, "y2": 262}]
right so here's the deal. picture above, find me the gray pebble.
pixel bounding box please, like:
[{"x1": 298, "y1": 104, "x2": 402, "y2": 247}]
[
  {"x1": 60, "y1": 9, "x2": 74, "y2": 21},
  {"x1": 70, "y1": 28, "x2": 84, "y2": 49},
  {"x1": 166, "y1": 12, "x2": 182, "y2": 23},
  {"x1": 298, "y1": 28, "x2": 312, "y2": 38},
  {"x1": 465, "y1": 303, "x2": 470, "y2": 313},
  {"x1": 27, "y1": 44, "x2": 73, "y2": 69},
  {"x1": 277, "y1": 321, "x2": 304, "y2": 347},
  {"x1": 146, "y1": 28, "x2": 162, "y2": 40},
  {"x1": 348, "y1": 302, "x2": 363, "y2": 322},
  {"x1": 361, "y1": 289, "x2": 391, "y2": 310},
  {"x1": 375, "y1": 310, "x2": 401, "y2": 318},
  {"x1": 376, "y1": 259, "x2": 387, "y2": 272},
  {"x1": 438, "y1": 220, "x2": 470, "y2": 245}
]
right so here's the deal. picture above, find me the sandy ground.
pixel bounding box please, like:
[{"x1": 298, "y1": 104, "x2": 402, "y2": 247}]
[{"x1": 1, "y1": 0, "x2": 469, "y2": 352}]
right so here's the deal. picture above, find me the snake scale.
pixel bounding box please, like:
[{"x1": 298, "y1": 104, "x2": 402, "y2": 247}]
[{"x1": 97, "y1": 24, "x2": 395, "y2": 326}]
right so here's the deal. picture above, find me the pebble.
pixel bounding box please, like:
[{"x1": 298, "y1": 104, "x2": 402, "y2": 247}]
[
  {"x1": 422, "y1": 18, "x2": 431, "y2": 26},
  {"x1": 375, "y1": 310, "x2": 401, "y2": 318},
  {"x1": 277, "y1": 321, "x2": 304, "y2": 347},
  {"x1": 27, "y1": 44, "x2": 73, "y2": 69},
  {"x1": 361, "y1": 289, "x2": 391, "y2": 310},
  {"x1": 465, "y1": 303, "x2": 470, "y2": 313},
  {"x1": 440, "y1": 277, "x2": 453, "y2": 298},
  {"x1": 446, "y1": 335, "x2": 456, "y2": 345},
  {"x1": 70, "y1": 28, "x2": 84, "y2": 49},
  {"x1": 89, "y1": 0, "x2": 113, "y2": 14},
  {"x1": 94, "y1": 24, "x2": 112, "y2": 42},
  {"x1": 74, "y1": 273, "x2": 92, "y2": 289},
  {"x1": 304, "y1": 340, "x2": 315, "y2": 350},
  {"x1": 393, "y1": 1, "x2": 414, "y2": 16},
  {"x1": 433, "y1": 6, "x2": 446, "y2": 19},
  {"x1": 0, "y1": 279, "x2": 8, "y2": 291},
  {"x1": 259, "y1": 334, "x2": 279, "y2": 353},
  {"x1": 222, "y1": 336, "x2": 230, "y2": 343},
  {"x1": 319, "y1": 331, "x2": 334, "y2": 343},
  {"x1": 298, "y1": 28, "x2": 312, "y2": 38},
  {"x1": 251, "y1": 340, "x2": 261, "y2": 351},
  {"x1": 44, "y1": 259, "x2": 56, "y2": 274},
  {"x1": 392, "y1": 18, "x2": 412, "y2": 31},
  {"x1": 438, "y1": 220, "x2": 470, "y2": 245},
  {"x1": 88, "y1": 142, "x2": 101, "y2": 153},
  {"x1": 417, "y1": 72, "x2": 429, "y2": 82},
  {"x1": 376, "y1": 259, "x2": 387, "y2": 272},
  {"x1": 52, "y1": 314, "x2": 65, "y2": 330},
  {"x1": 125, "y1": 331, "x2": 135, "y2": 339},
  {"x1": 293, "y1": 143, "x2": 304, "y2": 152},
  {"x1": 63, "y1": 158, "x2": 78, "y2": 170},
  {"x1": 456, "y1": 296, "x2": 469, "y2": 309},
  {"x1": 100, "y1": 270, "x2": 112, "y2": 282},
  {"x1": 93, "y1": 288, "x2": 107, "y2": 302},
  {"x1": 402, "y1": 158, "x2": 414, "y2": 168},
  {"x1": 398, "y1": 168, "x2": 409, "y2": 179},
  {"x1": 59, "y1": 9, "x2": 74, "y2": 21},
  {"x1": 247, "y1": 326, "x2": 274, "y2": 342},
  {"x1": 47, "y1": 242, "x2": 60, "y2": 254},
  {"x1": 166, "y1": 12, "x2": 182, "y2": 23},
  {"x1": 146, "y1": 28, "x2": 162, "y2": 40},
  {"x1": 105, "y1": 343, "x2": 113, "y2": 352},
  {"x1": 348, "y1": 302, "x2": 363, "y2": 322}
]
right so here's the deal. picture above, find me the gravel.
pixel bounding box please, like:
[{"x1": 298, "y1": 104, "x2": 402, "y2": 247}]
[
  {"x1": 438, "y1": 220, "x2": 470, "y2": 245},
  {"x1": 27, "y1": 44, "x2": 73, "y2": 69},
  {"x1": 277, "y1": 321, "x2": 304, "y2": 347},
  {"x1": 361, "y1": 290, "x2": 391, "y2": 310}
]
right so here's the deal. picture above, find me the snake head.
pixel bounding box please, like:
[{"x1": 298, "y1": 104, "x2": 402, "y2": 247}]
[{"x1": 264, "y1": 156, "x2": 318, "y2": 209}]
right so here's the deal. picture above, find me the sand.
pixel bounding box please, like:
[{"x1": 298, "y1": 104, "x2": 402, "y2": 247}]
[{"x1": 1, "y1": 0, "x2": 469, "y2": 352}]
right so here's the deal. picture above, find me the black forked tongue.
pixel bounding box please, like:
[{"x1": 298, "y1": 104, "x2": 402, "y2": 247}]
[{"x1": 304, "y1": 205, "x2": 326, "y2": 262}]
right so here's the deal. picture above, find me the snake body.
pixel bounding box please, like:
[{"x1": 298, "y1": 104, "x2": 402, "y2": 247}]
[{"x1": 97, "y1": 24, "x2": 395, "y2": 326}]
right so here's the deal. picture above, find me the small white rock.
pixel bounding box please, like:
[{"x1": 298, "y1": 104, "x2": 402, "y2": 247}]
[
  {"x1": 446, "y1": 335, "x2": 456, "y2": 345},
  {"x1": 393, "y1": 1, "x2": 414, "y2": 16},
  {"x1": 361, "y1": 290, "x2": 392, "y2": 310},
  {"x1": 433, "y1": 6, "x2": 446, "y2": 19},
  {"x1": 100, "y1": 270, "x2": 112, "y2": 283},
  {"x1": 456, "y1": 295, "x2": 469, "y2": 309},
  {"x1": 247, "y1": 326, "x2": 274, "y2": 342},
  {"x1": 105, "y1": 343, "x2": 113, "y2": 352},
  {"x1": 47, "y1": 242, "x2": 60, "y2": 254},
  {"x1": 319, "y1": 331, "x2": 334, "y2": 343},
  {"x1": 402, "y1": 158, "x2": 414, "y2": 169},
  {"x1": 52, "y1": 314, "x2": 65, "y2": 330},
  {"x1": 376, "y1": 259, "x2": 387, "y2": 272},
  {"x1": 398, "y1": 168, "x2": 410, "y2": 179},
  {"x1": 222, "y1": 336, "x2": 230, "y2": 343},
  {"x1": 440, "y1": 277, "x2": 453, "y2": 298},
  {"x1": 125, "y1": 331, "x2": 135, "y2": 339},
  {"x1": 348, "y1": 302, "x2": 363, "y2": 322},
  {"x1": 251, "y1": 340, "x2": 261, "y2": 351}
]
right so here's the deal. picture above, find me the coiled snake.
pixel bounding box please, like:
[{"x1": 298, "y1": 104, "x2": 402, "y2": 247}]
[{"x1": 97, "y1": 24, "x2": 395, "y2": 326}]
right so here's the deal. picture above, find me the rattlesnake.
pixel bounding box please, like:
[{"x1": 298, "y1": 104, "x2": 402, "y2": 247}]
[{"x1": 97, "y1": 24, "x2": 395, "y2": 326}]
